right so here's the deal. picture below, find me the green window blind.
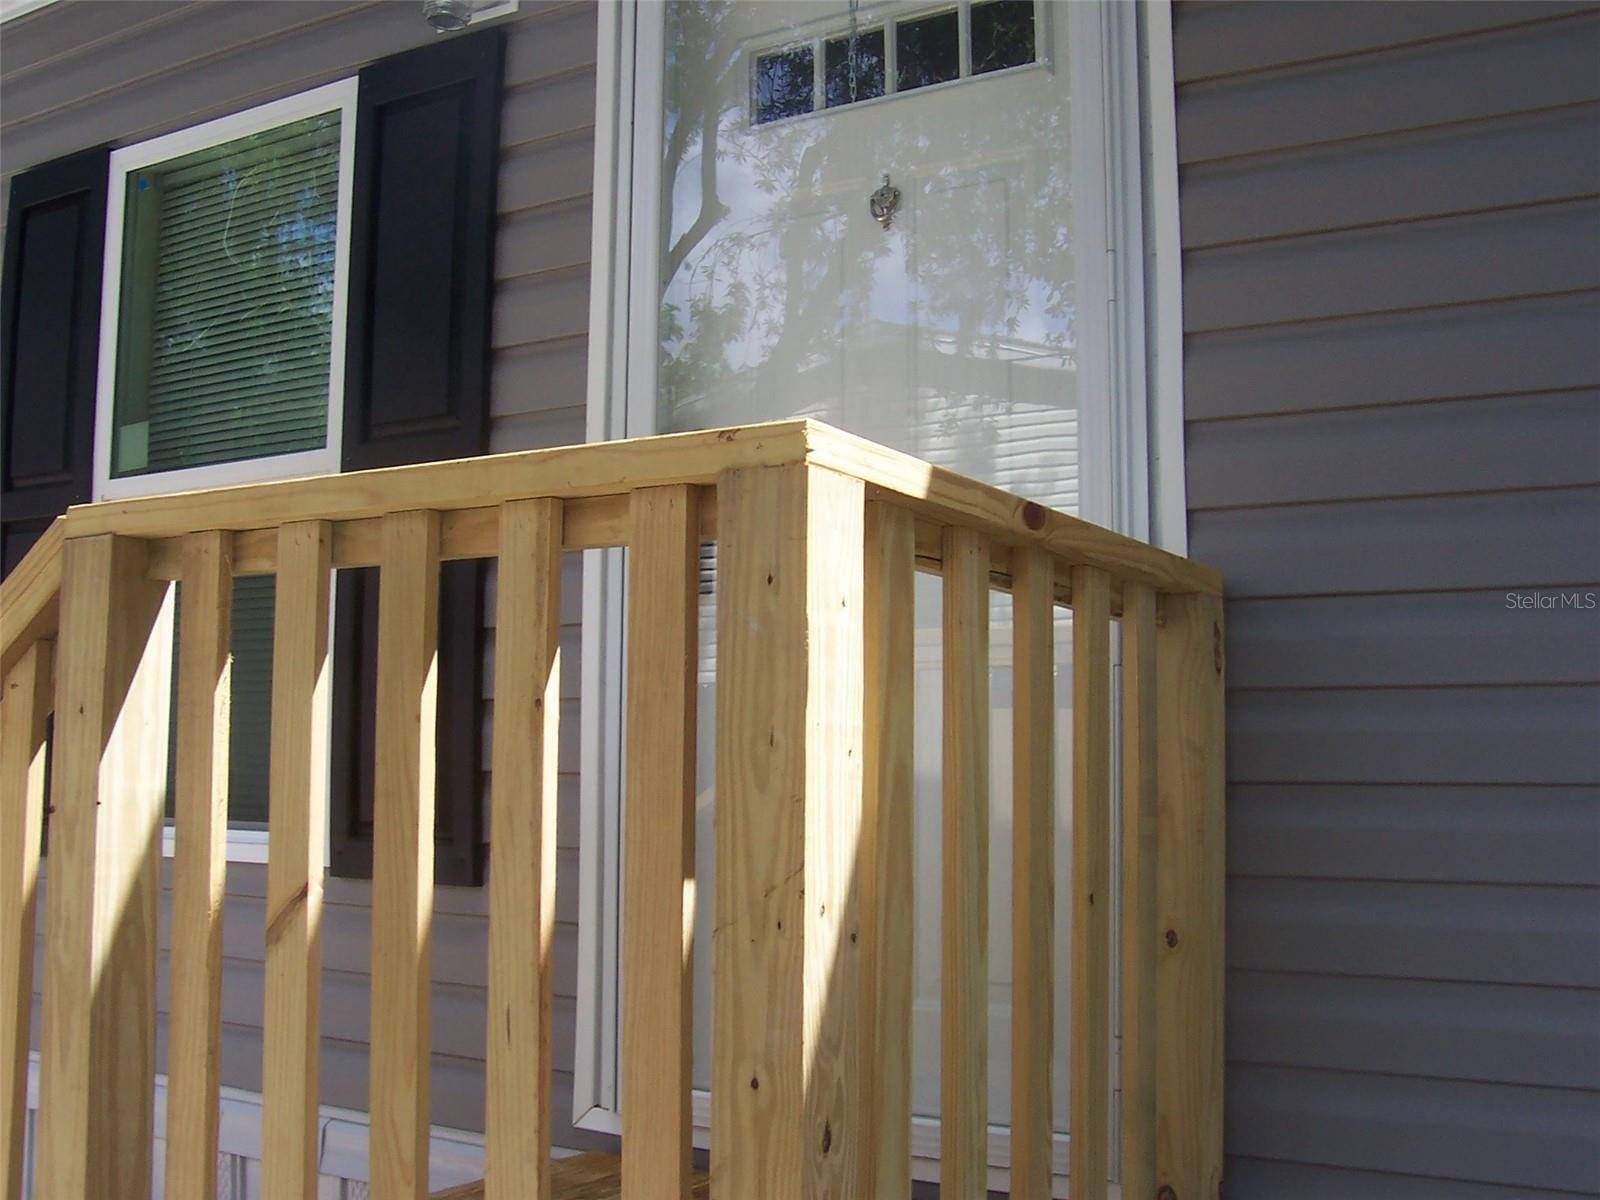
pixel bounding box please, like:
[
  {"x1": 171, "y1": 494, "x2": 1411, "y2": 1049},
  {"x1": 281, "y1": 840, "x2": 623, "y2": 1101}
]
[
  {"x1": 111, "y1": 111, "x2": 342, "y2": 477},
  {"x1": 164, "y1": 574, "x2": 276, "y2": 828}
]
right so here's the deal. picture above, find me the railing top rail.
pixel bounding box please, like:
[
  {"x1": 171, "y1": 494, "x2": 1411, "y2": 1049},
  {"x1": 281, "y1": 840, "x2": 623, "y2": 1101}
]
[{"x1": 2, "y1": 419, "x2": 1219, "y2": 675}]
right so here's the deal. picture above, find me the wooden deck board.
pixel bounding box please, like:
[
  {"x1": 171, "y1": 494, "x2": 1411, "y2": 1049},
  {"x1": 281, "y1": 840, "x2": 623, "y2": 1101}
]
[{"x1": 430, "y1": 1153, "x2": 709, "y2": 1200}]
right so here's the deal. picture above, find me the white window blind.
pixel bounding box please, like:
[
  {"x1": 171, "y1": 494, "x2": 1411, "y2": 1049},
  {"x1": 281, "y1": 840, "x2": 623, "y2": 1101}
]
[{"x1": 110, "y1": 111, "x2": 341, "y2": 478}]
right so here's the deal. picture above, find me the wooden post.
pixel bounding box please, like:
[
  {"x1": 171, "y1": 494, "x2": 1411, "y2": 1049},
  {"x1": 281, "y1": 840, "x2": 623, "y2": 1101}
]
[
  {"x1": 261, "y1": 521, "x2": 333, "y2": 1200},
  {"x1": 622, "y1": 486, "x2": 699, "y2": 1200},
  {"x1": 485, "y1": 499, "x2": 563, "y2": 1200},
  {"x1": 712, "y1": 464, "x2": 864, "y2": 1200},
  {"x1": 1010, "y1": 548, "x2": 1056, "y2": 1200},
  {"x1": 166, "y1": 531, "x2": 234, "y2": 1200},
  {"x1": 1155, "y1": 592, "x2": 1225, "y2": 1200},
  {"x1": 1, "y1": 639, "x2": 52, "y2": 1200},
  {"x1": 1119, "y1": 583, "x2": 1159, "y2": 1200},
  {"x1": 35, "y1": 534, "x2": 173, "y2": 1200},
  {"x1": 859, "y1": 501, "x2": 914, "y2": 1200},
  {"x1": 1070, "y1": 565, "x2": 1112, "y2": 1200},
  {"x1": 941, "y1": 525, "x2": 990, "y2": 1200},
  {"x1": 370, "y1": 510, "x2": 442, "y2": 1200}
]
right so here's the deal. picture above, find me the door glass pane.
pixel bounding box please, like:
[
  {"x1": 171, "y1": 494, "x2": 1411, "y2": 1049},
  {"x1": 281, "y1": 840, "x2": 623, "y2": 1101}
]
[
  {"x1": 896, "y1": 8, "x2": 961, "y2": 91},
  {"x1": 660, "y1": 0, "x2": 1079, "y2": 1148},
  {"x1": 825, "y1": 27, "x2": 887, "y2": 107},
  {"x1": 971, "y1": 0, "x2": 1037, "y2": 75}
]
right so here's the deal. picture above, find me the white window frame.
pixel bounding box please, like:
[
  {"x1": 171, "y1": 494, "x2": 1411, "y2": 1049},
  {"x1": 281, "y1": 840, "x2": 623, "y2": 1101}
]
[
  {"x1": 577, "y1": 1, "x2": 1187, "y2": 1189},
  {"x1": 92, "y1": 78, "x2": 358, "y2": 503},
  {"x1": 92, "y1": 78, "x2": 359, "y2": 864}
]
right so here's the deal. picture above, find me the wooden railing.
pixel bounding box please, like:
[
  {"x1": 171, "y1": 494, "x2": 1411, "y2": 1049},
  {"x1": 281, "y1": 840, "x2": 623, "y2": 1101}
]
[{"x1": 0, "y1": 419, "x2": 1224, "y2": 1200}]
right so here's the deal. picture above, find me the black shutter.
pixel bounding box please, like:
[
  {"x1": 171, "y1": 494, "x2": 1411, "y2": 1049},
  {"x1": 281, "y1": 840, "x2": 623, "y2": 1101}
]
[
  {"x1": 1, "y1": 147, "x2": 109, "y2": 577},
  {"x1": 330, "y1": 30, "x2": 505, "y2": 886}
]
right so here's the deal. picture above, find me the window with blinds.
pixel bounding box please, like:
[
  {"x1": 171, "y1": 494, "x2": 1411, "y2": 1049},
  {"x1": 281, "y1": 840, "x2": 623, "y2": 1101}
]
[
  {"x1": 100, "y1": 91, "x2": 352, "y2": 847},
  {"x1": 109, "y1": 110, "x2": 342, "y2": 478}
]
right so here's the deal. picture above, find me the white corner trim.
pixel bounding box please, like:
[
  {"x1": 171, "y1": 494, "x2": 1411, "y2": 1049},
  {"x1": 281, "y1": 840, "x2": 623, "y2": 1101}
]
[{"x1": 1138, "y1": 0, "x2": 1189, "y2": 554}]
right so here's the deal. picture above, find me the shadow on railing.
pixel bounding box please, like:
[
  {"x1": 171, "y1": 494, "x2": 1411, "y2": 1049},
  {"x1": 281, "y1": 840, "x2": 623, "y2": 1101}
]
[{"x1": 0, "y1": 419, "x2": 1223, "y2": 1200}]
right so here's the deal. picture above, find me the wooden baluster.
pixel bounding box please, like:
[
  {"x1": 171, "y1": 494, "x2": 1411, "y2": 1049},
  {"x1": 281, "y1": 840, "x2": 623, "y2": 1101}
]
[
  {"x1": 1, "y1": 639, "x2": 52, "y2": 1200},
  {"x1": 370, "y1": 510, "x2": 442, "y2": 1200},
  {"x1": 1120, "y1": 583, "x2": 1159, "y2": 1200},
  {"x1": 621, "y1": 485, "x2": 699, "y2": 1200},
  {"x1": 1070, "y1": 565, "x2": 1112, "y2": 1200},
  {"x1": 860, "y1": 501, "x2": 915, "y2": 1200},
  {"x1": 1010, "y1": 549, "x2": 1056, "y2": 1200},
  {"x1": 166, "y1": 531, "x2": 234, "y2": 1200},
  {"x1": 261, "y1": 520, "x2": 333, "y2": 1200},
  {"x1": 36, "y1": 535, "x2": 173, "y2": 1199},
  {"x1": 484, "y1": 498, "x2": 563, "y2": 1200},
  {"x1": 1155, "y1": 592, "x2": 1226, "y2": 1200},
  {"x1": 712, "y1": 464, "x2": 865, "y2": 1200},
  {"x1": 942, "y1": 525, "x2": 990, "y2": 1200}
]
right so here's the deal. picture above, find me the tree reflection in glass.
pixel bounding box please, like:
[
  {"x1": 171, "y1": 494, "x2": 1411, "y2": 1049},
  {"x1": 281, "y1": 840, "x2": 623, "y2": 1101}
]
[
  {"x1": 825, "y1": 26, "x2": 886, "y2": 108},
  {"x1": 662, "y1": 0, "x2": 1083, "y2": 1141},
  {"x1": 661, "y1": 0, "x2": 1077, "y2": 512}
]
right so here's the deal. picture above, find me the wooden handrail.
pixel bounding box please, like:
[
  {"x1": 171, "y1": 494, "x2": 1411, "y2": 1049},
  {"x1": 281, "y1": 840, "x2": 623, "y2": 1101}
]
[{"x1": 0, "y1": 421, "x2": 1224, "y2": 1200}]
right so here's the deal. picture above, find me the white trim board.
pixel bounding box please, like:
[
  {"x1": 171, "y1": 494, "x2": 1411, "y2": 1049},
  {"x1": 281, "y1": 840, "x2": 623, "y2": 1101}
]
[{"x1": 576, "y1": 1, "x2": 1185, "y2": 1190}]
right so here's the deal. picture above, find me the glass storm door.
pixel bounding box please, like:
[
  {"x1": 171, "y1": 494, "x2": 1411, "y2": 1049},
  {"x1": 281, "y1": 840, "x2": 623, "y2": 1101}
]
[{"x1": 649, "y1": 0, "x2": 1099, "y2": 1180}]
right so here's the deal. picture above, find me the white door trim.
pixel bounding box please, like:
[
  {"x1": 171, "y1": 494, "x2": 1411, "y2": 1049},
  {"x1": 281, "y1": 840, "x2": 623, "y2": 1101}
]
[{"x1": 577, "y1": 4, "x2": 1185, "y2": 1190}]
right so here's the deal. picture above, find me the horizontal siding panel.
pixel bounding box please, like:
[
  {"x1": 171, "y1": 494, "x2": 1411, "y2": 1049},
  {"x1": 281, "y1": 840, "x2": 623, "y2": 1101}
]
[
  {"x1": 1228, "y1": 971, "x2": 1600, "y2": 1089},
  {"x1": 160, "y1": 1019, "x2": 550, "y2": 1139},
  {"x1": 1224, "y1": 591, "x2": 1600, "y2": 689},
  {"x1": 1223, "y1": 1156, "x2": 1596, "y2": 1200},
  {"x1": 491, "y1": 341, "x2": 589, "y2": 413},
  {"x1": 1176, "y1": 12, "x2": 1600, "y2": 164},
  {"x1": 1228, "y1": 878, "x2": 1600, "y2": 987},
  {"x1": 1172, "y1": 1, "x2": 1596, "y2": 84},
  {"x1": 1227, "y1": 686, "x2": 1600, "y2": 785},
  {"x1": 492, "y1": 272, "x2": 591, "y2": 349},
  {"x1": 0, "y1": 0, "x2": 192, "y2": 82},
  {"x1": 1188, "y1": 391, "x2": 1600, "y2": 509},
  {"x1": 503, "y1": 1, "x2": 597, "y2": 87},
  {"x1": 1184, "y1": 292, "x2": 1600, "y2": 419},
  {"x1": 0, "y1": 3, "x2": 438, "y2": 173},
  {"x1": 499, "y1": 137, "x2": 595, "y2": 215},
  {"x1": 1180, "y1": 103, "x2": 1600, "y2": 247},
  {"x1": 1229, "y1": 785, "x2": 1600, "y2": 886},
  {"x1": 501, "y1": 67, "x2": 597, "y2": 149},
  {"x1": 1190, "y1": 392, "x2": 1600, "y2": 508},
  {"x1": 150, "y1": 889, "x2": 582, "y2": 993},
  {"x1": 0, "y1": 0, "x2": 345, "y2": 127},
  {"x1": 490, "y1": 405, "x2": 587, "y2": 453},
  {"x1": 153, "y1": 957, "x2": 580, "y2": 1066},
  {"x1": 1225, "y1": 1063, "x2": 1600, "y2": 1192},
  {"x1": 496, "y1": 200, "x2": 592, "y2": 281},
  {"x1": 1191, "y1": 487, "x2": 1600, "y2": 597},
  {"x1": 1183, "y1": 199, "x2": 1600, "y2": 333}
]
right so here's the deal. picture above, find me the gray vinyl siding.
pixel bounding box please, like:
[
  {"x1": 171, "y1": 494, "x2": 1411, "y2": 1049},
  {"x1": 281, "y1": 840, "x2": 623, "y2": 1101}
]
[
  {"x1": 1172, "y1": 2, "x2": 1600, "y2": 1196},
  {"x1": 3, "y1": 0, "x2": 606, "y2": 1154}
]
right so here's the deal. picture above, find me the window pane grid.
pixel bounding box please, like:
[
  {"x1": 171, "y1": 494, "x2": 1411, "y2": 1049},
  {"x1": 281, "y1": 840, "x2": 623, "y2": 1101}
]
[{"x1": 753, "y1": 0, "x2": 1037, "y2": 125}]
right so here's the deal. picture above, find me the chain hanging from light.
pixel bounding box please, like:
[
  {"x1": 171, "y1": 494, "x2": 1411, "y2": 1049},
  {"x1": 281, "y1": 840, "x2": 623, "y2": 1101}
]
[{"x1": 846, "y1": 0, "x2": 861, "y2": 103}]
